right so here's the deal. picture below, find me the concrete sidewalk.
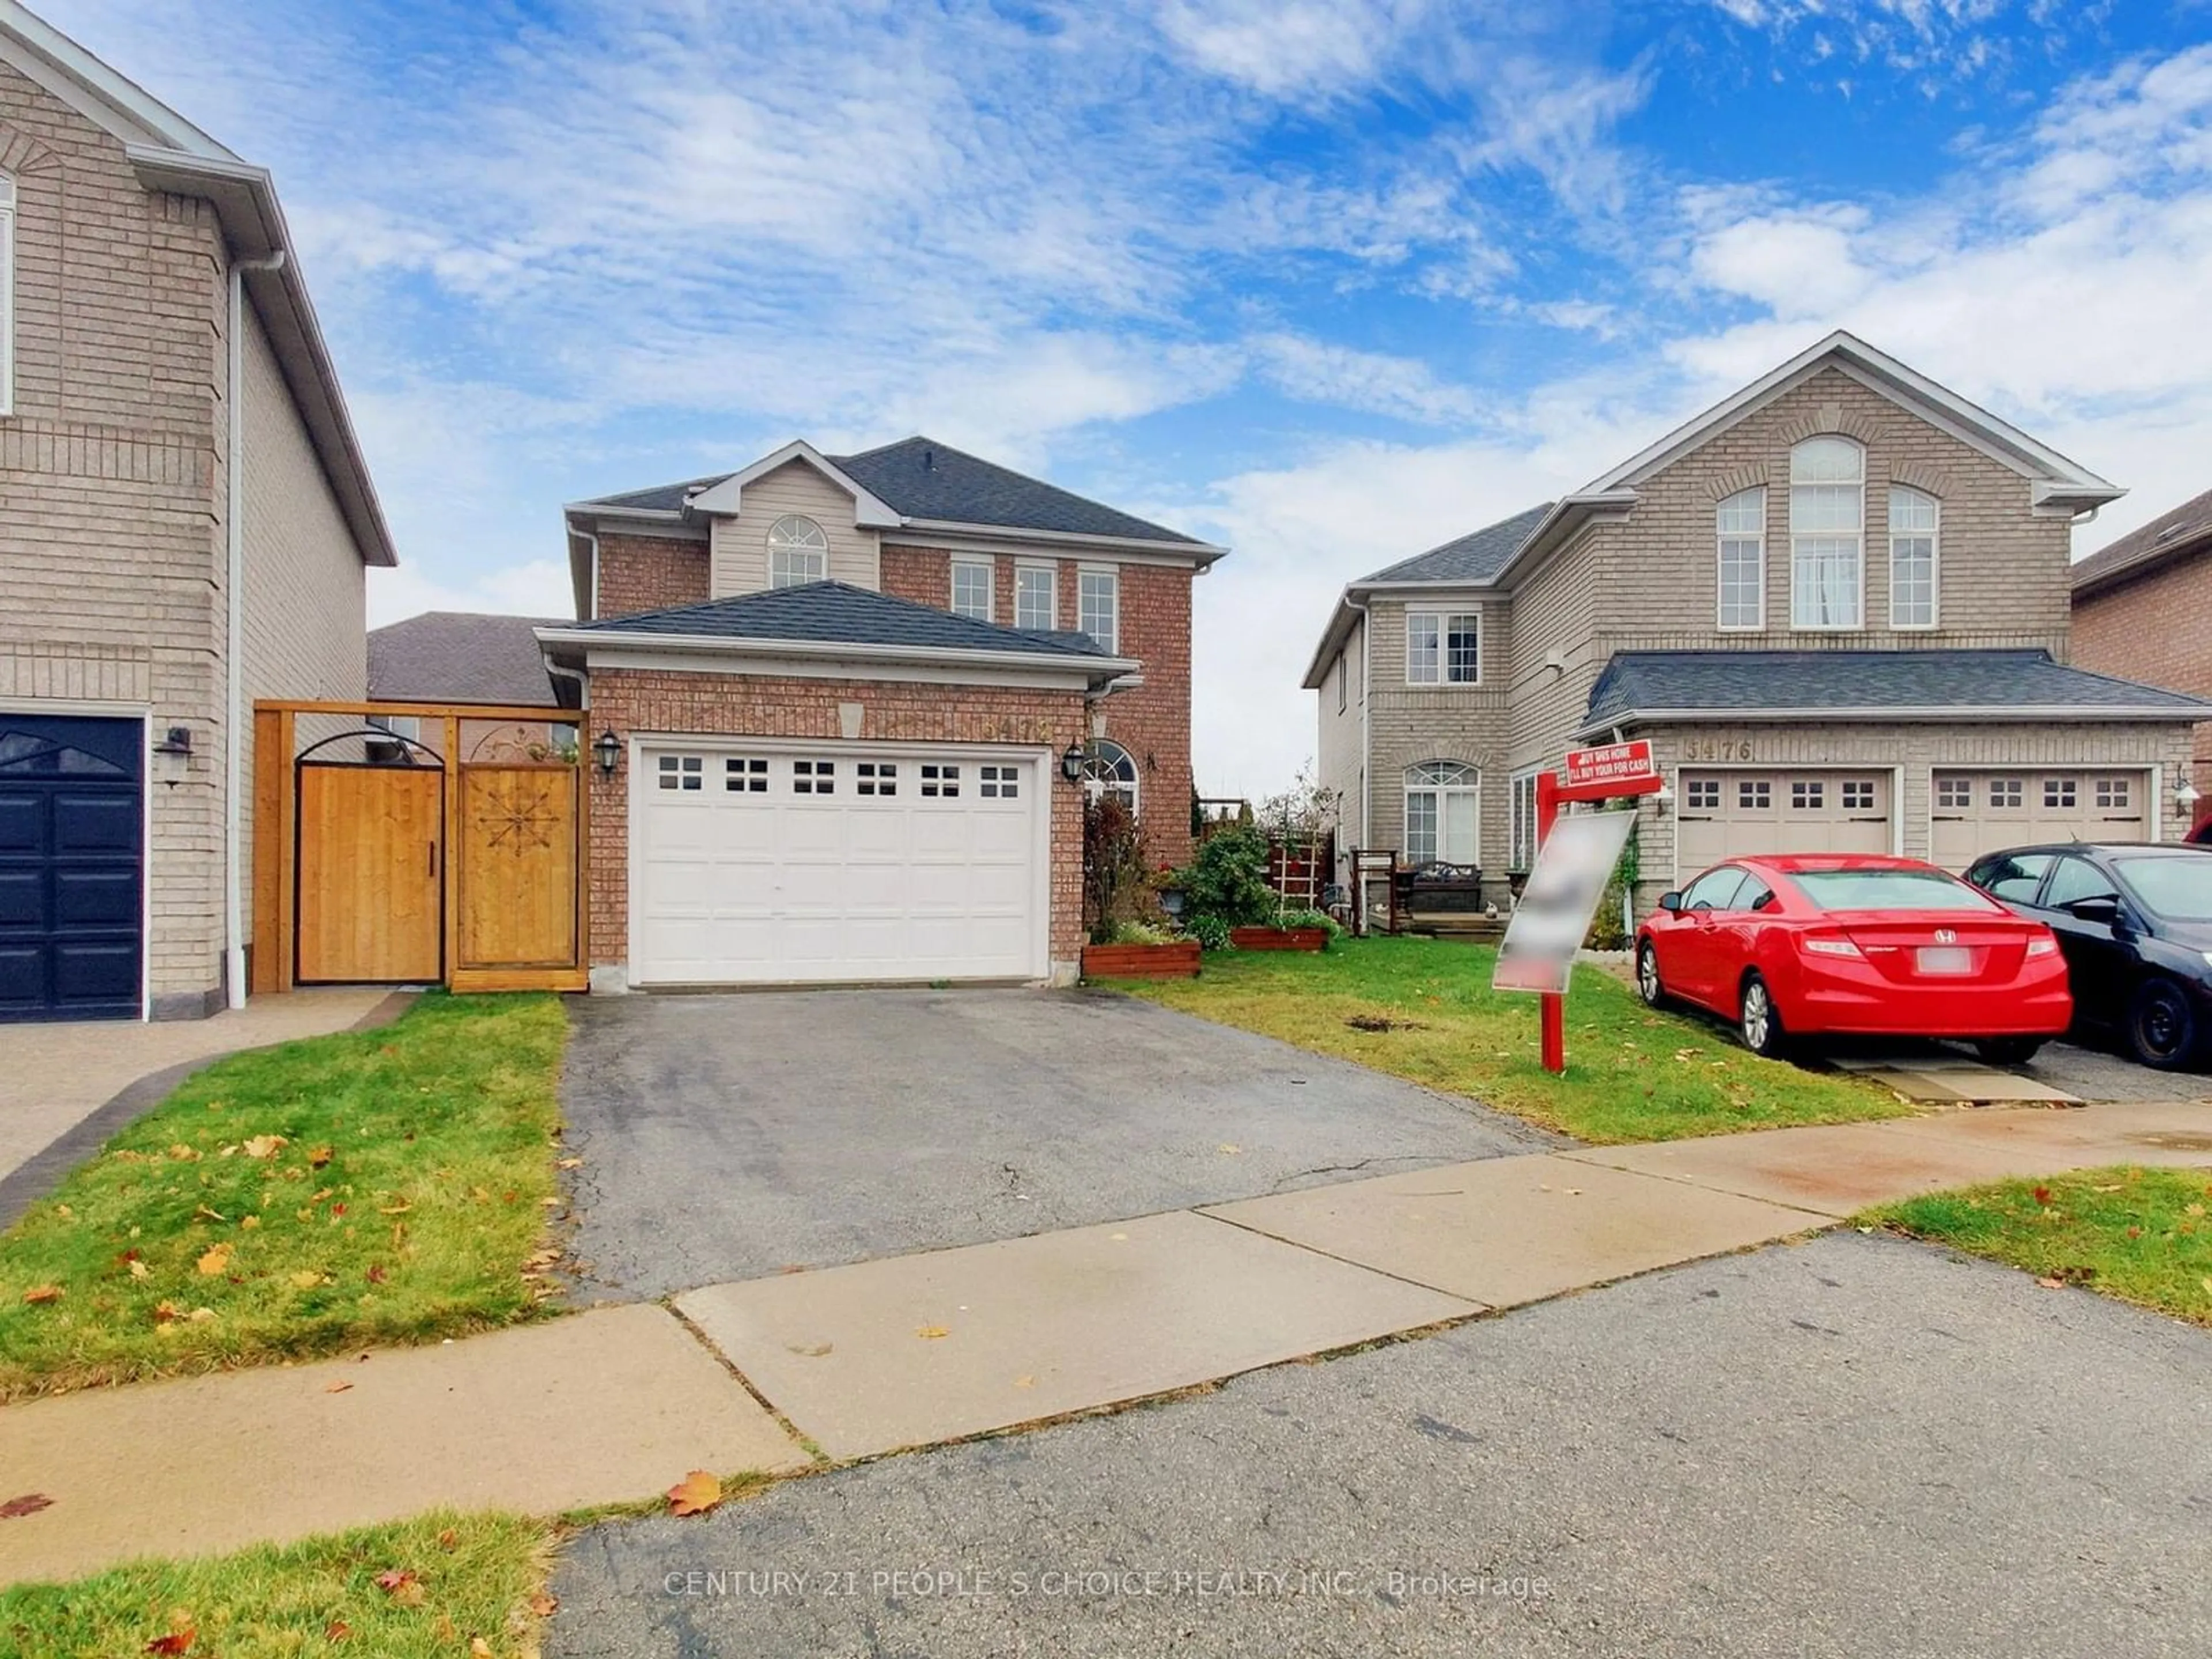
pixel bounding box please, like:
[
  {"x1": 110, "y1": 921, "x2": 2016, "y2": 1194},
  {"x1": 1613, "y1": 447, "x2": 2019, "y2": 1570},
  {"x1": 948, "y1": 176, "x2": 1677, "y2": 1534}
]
[{"x1": 2, "y1": 1100, "x2": 2207, "y2": 1586}]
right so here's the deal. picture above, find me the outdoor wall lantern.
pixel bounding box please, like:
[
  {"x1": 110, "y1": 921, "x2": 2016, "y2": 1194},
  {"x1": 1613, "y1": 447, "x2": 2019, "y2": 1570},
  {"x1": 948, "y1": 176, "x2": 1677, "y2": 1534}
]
[
  {"x1": 2178, "y1": 780, "x2": 2202, "y2": 812},
  {"x1": 1652, "y1": 781, "x2": 1674, "y2": 816},
  {"x1": 592, "y1": 729, "x2": 623, "y2": 777},
  {"x1": 1060, "y1": 740, "x2": 1086, "y2": 783},
  {"x1": 152, "y1": 725, "x2": 193, "y2": 759}
]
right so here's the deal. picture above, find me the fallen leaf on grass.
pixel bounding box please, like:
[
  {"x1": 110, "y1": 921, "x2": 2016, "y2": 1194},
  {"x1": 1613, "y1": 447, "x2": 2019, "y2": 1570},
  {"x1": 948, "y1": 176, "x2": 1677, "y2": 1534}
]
[
  {"x1": 438, "y1": 1527, "x2": 459, "y2": 1550},
  {"x1": 240, "y1": 1215, "x2": 260, "y2": 1230},
  {"x1": 528, "y1": 1590, "x2": 559, "y2": 1617},
  {"x1": 666, "y1": 1469, "x2": 724, "y2": 1517},
  {"x1": 2032, "y1": 1186, "x2": 2053, "y2": 1206},
  {"x1": 471, "y1": 1640, "x2": 494, "y2": 1658},
  {"x1": 187, "y1": 1308, "x2": 218, "y2": 1323},
  {"x1": 22, "y1": 1285, "x2": 62, "y2": 1305},
  {"x1": 366, "y1": 1264, "x2": 388, "y2": 1285},
  {"x1": 144, "y1": 1611, "x2": 196, "y2": 1654},
  {"x1": 308, "y1": 1146, "x2": 334, "y2": 1169},
  {"x1": 915, "y1": 1324, "x2": 950, "y2": 1339},
  {"x1": 192, "y1": 1205, "x2": 227, "y2": 1224},
  {"x1": 152, "y1": 1300, "x2": 182, "y2": 1323},
  {"x1": 290, "y1": 1270, "x2": 326, "y2": 1290},
  {"x1": 324, "y1": 1620, "x2": 351, "y2": 1642},
  {"x1": 0, "y1": 1493, "x2": 54, "y2": 1519},
  {"x1": 168, "y1": 1145, "x2": 200, "y2": 1162},
  {"x1": 374, "y1": 1569, "x2": 426, "y2": 1606},
  {"x1": 378, "y1": 1201, "x2": 412, "y2": 1215},
  {"x1": 243, "y1": 1135, "x2": 287, "y2": 1160},
  {"x1": 196, "y1": 1244, "x2": 232, "y2": 1276}
]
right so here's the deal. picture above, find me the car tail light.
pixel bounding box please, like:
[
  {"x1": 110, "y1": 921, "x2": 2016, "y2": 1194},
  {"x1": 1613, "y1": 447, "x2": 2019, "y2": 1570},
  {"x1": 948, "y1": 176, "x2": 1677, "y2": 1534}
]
[
  {"x1": 1800, "y1": 934, "x2": 1864, "y2": 959},
  {"x1": 2027, "y1": 937, "x2": 2058, "y2": 958}
]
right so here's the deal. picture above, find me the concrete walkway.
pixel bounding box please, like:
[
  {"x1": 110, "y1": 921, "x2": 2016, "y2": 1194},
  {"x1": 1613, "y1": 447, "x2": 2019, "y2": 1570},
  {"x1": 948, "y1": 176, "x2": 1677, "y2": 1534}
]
[
  {"x1": 0, "y1": 989, "x2": 402, "y2": 1193},
  {"x1": 2, "y1": 1100, "x2": 2207, "y2": 1585}
]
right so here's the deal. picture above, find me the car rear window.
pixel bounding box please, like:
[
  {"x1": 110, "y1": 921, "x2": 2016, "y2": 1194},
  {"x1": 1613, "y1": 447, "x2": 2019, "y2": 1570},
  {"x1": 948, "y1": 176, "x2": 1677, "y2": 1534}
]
[
  {"x1": 1786, "y1": 869, "x2": 2001, "y2": 912},
  {"x1": 2112, "y1": 855, "x2": 2212, "y2": 921}
]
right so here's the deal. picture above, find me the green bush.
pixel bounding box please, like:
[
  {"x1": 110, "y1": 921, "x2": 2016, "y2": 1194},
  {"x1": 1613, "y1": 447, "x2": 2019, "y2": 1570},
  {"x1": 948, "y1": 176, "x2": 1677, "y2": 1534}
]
[
  {"x1": 1103, "y1": 918, "x2": 1176, "y2": 945},
  {"x1": 1184, "y1": 914, "x2": 1233, "y2": 952},
  {"x1": 1171, "y1": 825, "x2": 1278, "y2": 928},
  {"x1": 1278, "y1": 907, "x2": 1344, "y2": 943}
]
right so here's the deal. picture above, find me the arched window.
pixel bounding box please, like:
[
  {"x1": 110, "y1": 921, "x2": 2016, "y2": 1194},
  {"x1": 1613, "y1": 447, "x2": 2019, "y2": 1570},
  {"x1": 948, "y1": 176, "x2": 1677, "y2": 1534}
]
[
  {"x1": 1404, "y1": 760, "x2": 1478, "y2": 866},
  {"x1": 1715, "y1": 487, "x2": 1764, "y2": 630},
  {"x1": 1790, "y1": 436, "x2": 1862, "y2": 630},
  {"x1": 1080, "y1": 738, "x2": 1139, "y2": 813},
  {"x1": 767, "y1": 514, "x2": 828, "y2": 588},
  {"x1": 0, "y1": 172, "x2": 16, "y2": 416},
  {"x1": 1889, "y1": 486, "x2": 1939, "y2": 628}
]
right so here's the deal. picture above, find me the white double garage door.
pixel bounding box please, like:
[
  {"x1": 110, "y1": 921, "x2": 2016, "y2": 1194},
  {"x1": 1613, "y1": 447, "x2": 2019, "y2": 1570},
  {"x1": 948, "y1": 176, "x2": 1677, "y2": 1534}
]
[
  {"x1": 630, "y1": 740, "x2": 1052, "y2": 987},
  {"x1": 1677, "y1": 766, "x2": 2150, "y2": 874}
]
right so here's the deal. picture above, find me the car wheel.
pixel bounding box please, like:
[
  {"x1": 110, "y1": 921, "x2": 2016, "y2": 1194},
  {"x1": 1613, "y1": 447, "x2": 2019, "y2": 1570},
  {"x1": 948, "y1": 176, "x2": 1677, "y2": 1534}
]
[
  {"x1": 1636, "y1": 941, "x2": 1668, "y2": 1008},
  {"x1": 1738, "y1": 973, "x2": 1789, "y2": 1058},
  {"x1": 2126, "y1": 978, "x2": 2200, "y2": 1071},
  {"x1": 1971, "y1": 1036, "x2": 2044, "y2": 1067}
]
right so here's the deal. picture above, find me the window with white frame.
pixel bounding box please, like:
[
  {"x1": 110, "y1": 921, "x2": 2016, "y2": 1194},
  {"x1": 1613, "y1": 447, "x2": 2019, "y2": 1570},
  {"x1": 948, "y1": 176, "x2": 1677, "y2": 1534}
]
[
  {"x1": 1079, "y1": 739, "x2": 1138, "y2": 813},
  {"x1": 1889, "y1": 487, "x2": 1938, "y2": 628},
  {"x1": 1078, "y1": 568, "x2": 1119, "y2": 653},
  {"x1": 1404, "y1": 761, "x2": 1478, "y2": 865},
  {"x1": 1509, "y1": 770, "x2": 1540, "y2": 870},
  {"x1": 1936, "y1": 776, "x2": 1972, "y2": 809},
  {"x1": 2095, "y1": 777, "x2": 2131, "y2": 809},
  {"x1": 1015, "y1": 565, "x2": 1057, "y2": 631},
  {"x1": 0, "y1": 173, "x2": 13, "y2": 415},
  {"x1": 1716, "y1": 487, "x2": 1765, "y2": 630},
  {"x1": 1406, "y1": 611, "x2": 1479, "y2": 684},
  {"x1": 767, "y1": 515, "x2": 828, "y2": 587},
  {"x1": 1685, "y1": 778, "x2": 1721, "y2": 810},
  {"x1": 950, "y1": 558, "x2": 993, "y2": 621},
  {"x1": 2044, "y1": 778, "x2": 2077, "y2": 809},
  {"x1": 1790, "y1": 437, "x2": 1863, "y2": 629},
  {"x1": 1990, "y1": 777, "x2": 2022, "y2": 808}
]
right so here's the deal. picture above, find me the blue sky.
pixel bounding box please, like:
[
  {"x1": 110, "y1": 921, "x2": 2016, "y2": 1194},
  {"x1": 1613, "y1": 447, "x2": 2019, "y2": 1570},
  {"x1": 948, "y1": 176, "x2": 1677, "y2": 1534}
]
[{"x1": 39, "y1": 0, "x2": 2212, "y2": 798}]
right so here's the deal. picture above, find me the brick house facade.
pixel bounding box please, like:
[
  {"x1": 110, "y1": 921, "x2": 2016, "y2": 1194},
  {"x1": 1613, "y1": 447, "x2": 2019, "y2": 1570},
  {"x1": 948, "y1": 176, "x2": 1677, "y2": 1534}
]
[
  {"x1": 2070, "y1": 487, "x2": 2212, "y2": 813},
  {"x1": 552, "y1": 438, "x2": 1221, "y2": 990},
  {"x1": 0, "y1": 11, "x2": 392, "y2": 1020},
  {"x1": 1306, "y1": 333, "x2": 2207, "y2": 914}
]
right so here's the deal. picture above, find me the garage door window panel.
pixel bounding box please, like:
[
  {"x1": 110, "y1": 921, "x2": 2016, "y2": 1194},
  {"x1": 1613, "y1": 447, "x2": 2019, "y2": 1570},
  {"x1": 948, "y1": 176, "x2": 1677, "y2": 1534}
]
[
  {"x1": 856, "y1": 762, "x2": 897, "y2": 797},
  {"x1": 1790, "y1": 437, "x2": 1864, "y2": 630},
  {"x1": 793, "y1": 760, "x2": 836, "y2": 795},
  {"x1": 2043, "y1": 778, "x2": 2077, "y2": 810},
  {"x1": 921, "y1": 764, "x2": 961, "y2": 799},
  {"x1": 725, "y1": 757, "x2": 768, "y2": 793},
  {"x1": 658, "y1": 755, "x2": 704, "y2": 791}
]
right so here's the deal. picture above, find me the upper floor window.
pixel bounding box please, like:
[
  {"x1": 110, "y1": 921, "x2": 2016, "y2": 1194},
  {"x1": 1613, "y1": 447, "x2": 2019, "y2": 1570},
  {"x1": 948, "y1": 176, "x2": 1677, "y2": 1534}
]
[
  {"x1": 767, "y1": 514, "x2": 828, "y2": 587},
  {"x1": 1407, "y1": 611, "x2": 1479, "y2": 684},
  {"x1": 950, "y1": 558, "x2": 993, "y2": 621},
  {"x1": 1078, "y1": 567, "x2": 1119, "y2": 653},
  {"x1": 0, "y1": 173, "x2": 15, "y2": 416},
  {"x1": 1715, "y1": 487, "x2": 1764, "y2": 630},
  {"x1": 1015, "y1": 563, "x2": 1057, "y2": 631},
  {"x1": 1889, "y1": 487, "x2": 1939, "y2": 629},
  {"x1": 1790, "y1": 437, "x2": 1862, "y2": 630}
]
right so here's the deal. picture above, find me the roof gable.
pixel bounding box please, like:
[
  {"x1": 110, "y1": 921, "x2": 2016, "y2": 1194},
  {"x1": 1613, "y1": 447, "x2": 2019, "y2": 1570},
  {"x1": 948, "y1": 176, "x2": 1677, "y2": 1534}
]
[
  {"x1": 684, "y1": 441, "x2": 902, "y2": 528},
  {"x1": 558, "y1": 580, "x2": 1120, "y2": 660},
  {"x1": 1358, "y1": 503, "x2": 1552, "y2": 586}
]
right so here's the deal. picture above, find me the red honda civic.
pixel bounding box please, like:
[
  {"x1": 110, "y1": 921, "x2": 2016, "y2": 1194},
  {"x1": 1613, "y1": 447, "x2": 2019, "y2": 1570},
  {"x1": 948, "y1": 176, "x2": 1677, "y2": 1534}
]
[{"x1": 1635, "y1": 854, "x2": 2072, "y2": 1063}]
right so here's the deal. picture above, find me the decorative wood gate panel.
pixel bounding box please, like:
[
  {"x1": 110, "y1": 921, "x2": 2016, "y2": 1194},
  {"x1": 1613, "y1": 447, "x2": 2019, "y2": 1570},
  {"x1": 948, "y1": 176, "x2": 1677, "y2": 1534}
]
[
  {"x1": 457, "y1": 764, "x2": 577, "y2": 974},
  {"x1": 296, "y1": 763, "x2": 444, "y2": 984}
]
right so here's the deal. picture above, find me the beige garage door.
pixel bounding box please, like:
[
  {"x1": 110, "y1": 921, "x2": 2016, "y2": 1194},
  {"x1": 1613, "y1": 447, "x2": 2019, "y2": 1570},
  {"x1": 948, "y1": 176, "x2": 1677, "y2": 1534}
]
[
  {"x1": 1928, "y1": 770, "x2": 2149, "y2": 869},
  {"x1": 1677, "y1": 770, "x2": 1892, "y2": 872}
]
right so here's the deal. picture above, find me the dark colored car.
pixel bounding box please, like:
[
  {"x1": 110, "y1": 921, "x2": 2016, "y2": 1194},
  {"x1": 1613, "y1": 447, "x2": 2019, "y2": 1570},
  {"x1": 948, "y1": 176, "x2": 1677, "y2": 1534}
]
[{"x1": 1964, "y1": 842, "x2": 2212, "y2": 1070}]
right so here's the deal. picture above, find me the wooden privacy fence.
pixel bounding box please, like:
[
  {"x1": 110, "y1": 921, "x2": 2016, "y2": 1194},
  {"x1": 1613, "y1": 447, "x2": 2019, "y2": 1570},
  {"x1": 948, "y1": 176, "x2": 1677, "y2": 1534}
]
[{"x1": 252, "y1": 700, "x2": 587, "y2": 996}]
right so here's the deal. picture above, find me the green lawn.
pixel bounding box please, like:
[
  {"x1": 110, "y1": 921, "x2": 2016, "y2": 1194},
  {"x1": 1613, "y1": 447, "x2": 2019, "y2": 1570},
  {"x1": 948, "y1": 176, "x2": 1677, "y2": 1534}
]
[
  {"x1": 1112, "y1": 936, "x2": 1908, "y2": 1143},
  {"x1": 0, "y1": 1510, "x2": 557, "y2": 1658},
  {"x1": 1869, "y1": 1165, "x2": 2212, "y2": 1325},
  {"x1": 0, "y1": 992, "x2": 569, "y2": 1400}
]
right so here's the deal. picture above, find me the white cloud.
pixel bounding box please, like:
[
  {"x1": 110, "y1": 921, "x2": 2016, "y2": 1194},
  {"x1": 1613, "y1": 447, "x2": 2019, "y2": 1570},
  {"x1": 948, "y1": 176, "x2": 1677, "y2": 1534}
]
[{"x1": 368, "y1": 558, "x2": 575, "y2": 629}]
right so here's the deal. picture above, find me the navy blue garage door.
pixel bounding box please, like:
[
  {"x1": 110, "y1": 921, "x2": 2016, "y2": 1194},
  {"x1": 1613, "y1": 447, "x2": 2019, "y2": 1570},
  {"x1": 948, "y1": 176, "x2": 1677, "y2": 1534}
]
[{"x1": 0, "y1": 715, "x2": 143, "y2": 1021}]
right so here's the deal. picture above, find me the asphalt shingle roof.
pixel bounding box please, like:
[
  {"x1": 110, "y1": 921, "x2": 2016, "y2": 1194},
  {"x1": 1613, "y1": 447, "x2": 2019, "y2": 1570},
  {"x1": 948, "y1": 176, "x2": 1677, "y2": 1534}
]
[
  {"x1": 368, "y1": 612, "x2": 569, "y2": 707},
  {"x1": 571, "y1": 437, "x2": 1203, "y2": 546},
  {"x1": 1584, "y1": 649, "x2": 2212, "y2": 729},
  {"x1": 2071, "y1": 486, "x2": 2212, "y2": 594},
  {"x1": 1360, "y1": 503, "x2": 1553, "y2": 585},
  {"x1": 566, "y1": 581, "x2": 1120, "y2": 658}
]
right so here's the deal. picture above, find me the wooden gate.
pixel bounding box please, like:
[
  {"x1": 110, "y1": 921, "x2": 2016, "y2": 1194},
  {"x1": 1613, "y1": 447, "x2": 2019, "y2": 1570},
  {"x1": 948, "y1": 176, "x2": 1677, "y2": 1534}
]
[
  {"x1": 252, "y1": 701, "x2": 587, "y2": 997},
  {"x1": 457, "y1": 764, "x2": 577, "y2": 975},
  {"x1": 296, "y1": 761, "x2": 444, "y2": 983}
]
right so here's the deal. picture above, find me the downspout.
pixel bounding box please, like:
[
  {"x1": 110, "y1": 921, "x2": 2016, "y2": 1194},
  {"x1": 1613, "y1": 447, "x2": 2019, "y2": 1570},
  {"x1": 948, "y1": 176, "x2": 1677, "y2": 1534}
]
[
  {"x1": 225, "y1": 249, "x2": 287, "y2": 1010},
  {"x1": 1353, "y1": 596, "x2": 1372, "y2": 849}
]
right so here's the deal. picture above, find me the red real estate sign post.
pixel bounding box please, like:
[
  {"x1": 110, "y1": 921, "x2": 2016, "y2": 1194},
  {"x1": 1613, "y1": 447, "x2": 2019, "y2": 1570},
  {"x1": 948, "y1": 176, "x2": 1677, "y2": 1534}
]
[{"x1": 1533, "y1": 743, "x2": 1665, "y2": 1074}]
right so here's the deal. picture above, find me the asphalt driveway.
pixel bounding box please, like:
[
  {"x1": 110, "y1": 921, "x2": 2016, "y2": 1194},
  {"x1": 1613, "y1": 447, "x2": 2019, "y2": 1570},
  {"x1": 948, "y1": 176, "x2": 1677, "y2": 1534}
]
[
  {"x1": 557, "y1": 988, "x2": 1557, "y2": 1301},
  {"x1": 550, "y1": 1231, "x2": 2212, "y2": 1657}
]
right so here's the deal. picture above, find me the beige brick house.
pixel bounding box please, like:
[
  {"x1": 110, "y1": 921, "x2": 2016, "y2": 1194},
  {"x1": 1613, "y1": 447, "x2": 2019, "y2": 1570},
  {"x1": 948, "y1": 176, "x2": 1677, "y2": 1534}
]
[
  {"x1": 543, "y1": 438, "x2": 1222, "y2": 990},
  {"x1": 0, "y1": 3, "x2": 393, "y2": 1020},
  {"x1": 1305, "y1": 332, "x2": 2209, "y2": 914},
  {"x1": 2070, "y1": 487, "x2": 2212, "y2": 821}
]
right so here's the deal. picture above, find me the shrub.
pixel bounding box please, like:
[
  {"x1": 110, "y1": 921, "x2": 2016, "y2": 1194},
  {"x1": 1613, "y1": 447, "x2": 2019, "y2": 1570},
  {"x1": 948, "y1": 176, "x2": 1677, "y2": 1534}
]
[
  {"x1": 1103, "y1": 919, "x2": 1176, "y2": 946},
  {"x1": 1170, "y1": 824, "x2": 1278, "y2": 929},
  {"x1": 1085, "y1": 794, "x2": 1158, "y2": 944},
  {"x1": 1184, "y1": 914, "x2": 1233, "y2": 952},
  {"x1": 1278, "y1": 907, "x2": 1344, "y2": 942}
]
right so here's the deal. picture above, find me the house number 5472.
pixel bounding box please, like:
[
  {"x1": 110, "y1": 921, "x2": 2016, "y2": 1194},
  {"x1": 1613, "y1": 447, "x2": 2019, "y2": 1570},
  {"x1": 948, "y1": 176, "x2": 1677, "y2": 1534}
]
[{"x1": 1681, "y1": 739, "x2": 1753, "y2": 762}]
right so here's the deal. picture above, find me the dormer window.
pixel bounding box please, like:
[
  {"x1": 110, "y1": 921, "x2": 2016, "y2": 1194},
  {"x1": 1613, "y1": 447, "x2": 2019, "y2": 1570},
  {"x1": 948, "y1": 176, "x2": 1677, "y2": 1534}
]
[
  {"x1": 767, "y1": 514, "x2": 828, "y2": 587},
  {"x1": 1789, "y1": 436, "x2": 1863, "y2": 630}
]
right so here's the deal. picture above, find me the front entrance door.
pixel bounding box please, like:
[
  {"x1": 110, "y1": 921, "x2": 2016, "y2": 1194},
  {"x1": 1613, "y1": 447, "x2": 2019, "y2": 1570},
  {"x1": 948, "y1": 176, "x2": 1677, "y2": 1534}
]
[{"x1": 296, "y1": 763, "x2": 443, "y2": 983}]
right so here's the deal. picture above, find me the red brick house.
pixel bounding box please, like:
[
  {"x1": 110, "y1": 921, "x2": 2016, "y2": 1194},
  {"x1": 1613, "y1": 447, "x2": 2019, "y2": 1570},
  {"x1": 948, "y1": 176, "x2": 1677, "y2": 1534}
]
[
  {"x1": 2072, "y1": 487, "x2": 2212, "y2": 825},
  {"x1": 541, "y1": 438, "x2": 1223, "y2": 991}
]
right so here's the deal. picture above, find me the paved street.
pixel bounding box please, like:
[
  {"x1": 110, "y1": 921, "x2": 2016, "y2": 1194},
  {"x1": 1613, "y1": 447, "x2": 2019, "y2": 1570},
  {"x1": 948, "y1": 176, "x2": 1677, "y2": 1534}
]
[
  {"x1": 556, "y1": 988, "x2": 1558, "y2": 1300},
  {"x1": 547, "y1": 1232, "x2": 2212, "y2": 1658}
]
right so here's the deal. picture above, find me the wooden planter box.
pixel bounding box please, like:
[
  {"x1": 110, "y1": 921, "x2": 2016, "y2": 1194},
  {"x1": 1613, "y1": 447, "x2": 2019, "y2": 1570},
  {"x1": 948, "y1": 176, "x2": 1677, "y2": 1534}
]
[
  {"x1": 1230, "y1": 926, "x2": 1330, "y2": 952},
  {"x1": 1082, "y1": 941, "x2": 1202, "y2": 979}
]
